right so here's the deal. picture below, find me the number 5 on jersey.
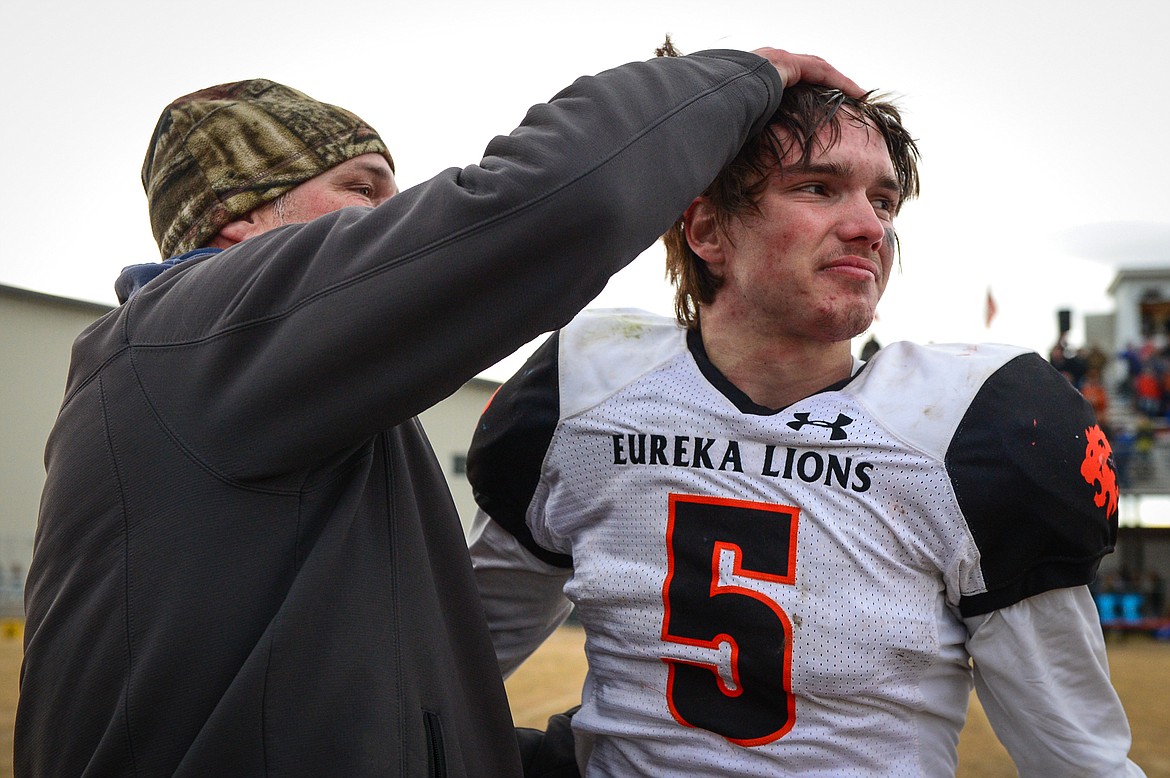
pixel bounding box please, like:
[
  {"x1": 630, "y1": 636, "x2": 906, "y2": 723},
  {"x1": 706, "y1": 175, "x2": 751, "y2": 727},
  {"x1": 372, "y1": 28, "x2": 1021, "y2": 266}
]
[{"x1": 662, "y1": 494, "x2": 799, "y2": 746}]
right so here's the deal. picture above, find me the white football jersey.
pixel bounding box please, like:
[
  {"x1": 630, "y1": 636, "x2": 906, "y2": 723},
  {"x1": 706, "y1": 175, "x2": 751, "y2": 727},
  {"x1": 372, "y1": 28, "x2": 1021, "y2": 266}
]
[{"x1": 469, "y1": 309, "x2": 1122, "y2": 777}]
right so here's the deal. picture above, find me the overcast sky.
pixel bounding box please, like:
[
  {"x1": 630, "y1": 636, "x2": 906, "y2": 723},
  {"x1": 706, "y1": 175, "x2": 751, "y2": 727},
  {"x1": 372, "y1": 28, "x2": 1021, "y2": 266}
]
[{"x1": 3, "y1": 0, "x2": 1169, "y2": 383}]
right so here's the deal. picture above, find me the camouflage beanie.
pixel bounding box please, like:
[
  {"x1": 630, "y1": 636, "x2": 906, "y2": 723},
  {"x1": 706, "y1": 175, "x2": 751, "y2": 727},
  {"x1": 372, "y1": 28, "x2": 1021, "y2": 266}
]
[{"x1": 142, "y1": 79, "x2": 393, "y2": 258}]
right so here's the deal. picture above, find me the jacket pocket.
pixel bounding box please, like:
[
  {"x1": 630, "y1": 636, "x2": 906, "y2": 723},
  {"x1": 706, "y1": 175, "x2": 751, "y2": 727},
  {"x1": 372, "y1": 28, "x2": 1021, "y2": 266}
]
[{"x1": 422, "y1": 709, "x2": 447, "y2": 778}]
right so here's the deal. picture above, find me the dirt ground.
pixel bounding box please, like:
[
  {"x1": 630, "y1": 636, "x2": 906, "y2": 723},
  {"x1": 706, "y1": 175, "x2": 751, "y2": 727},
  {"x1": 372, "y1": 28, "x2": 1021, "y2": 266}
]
[{"x1": 1, "y1": 625, "x2": 1166, "y2": 776}]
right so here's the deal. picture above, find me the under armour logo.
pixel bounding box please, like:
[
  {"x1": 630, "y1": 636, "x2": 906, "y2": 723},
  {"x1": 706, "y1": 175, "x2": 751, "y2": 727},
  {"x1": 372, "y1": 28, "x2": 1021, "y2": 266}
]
[{"x1": 787, "y1": 412, "x2": 854, "y2": 441}]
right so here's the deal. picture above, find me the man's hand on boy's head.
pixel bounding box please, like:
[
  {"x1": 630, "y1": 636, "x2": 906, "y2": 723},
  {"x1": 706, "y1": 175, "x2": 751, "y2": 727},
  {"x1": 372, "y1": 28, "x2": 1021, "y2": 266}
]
[{"x1": 751, "y1": 48, "x2": 865, "y2": 97}]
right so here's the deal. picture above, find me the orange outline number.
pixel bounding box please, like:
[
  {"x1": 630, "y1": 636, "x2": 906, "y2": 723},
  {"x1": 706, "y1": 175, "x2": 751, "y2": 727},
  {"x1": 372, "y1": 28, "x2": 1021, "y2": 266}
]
[{"x1": 661, "y1": 493, "x2": 798, "y2": 746}]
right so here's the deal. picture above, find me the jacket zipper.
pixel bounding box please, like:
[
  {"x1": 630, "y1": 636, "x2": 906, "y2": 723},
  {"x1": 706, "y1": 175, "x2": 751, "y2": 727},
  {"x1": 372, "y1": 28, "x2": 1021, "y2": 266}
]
[{"x1": 423, "y1": 709, "x2": 447, "y2": 778}]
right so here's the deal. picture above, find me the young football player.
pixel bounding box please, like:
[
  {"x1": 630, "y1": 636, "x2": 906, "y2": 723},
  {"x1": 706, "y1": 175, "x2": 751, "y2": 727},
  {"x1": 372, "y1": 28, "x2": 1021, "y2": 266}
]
[{"x1": 467, "y1": 81, "x2": 1145, "y2": 776}]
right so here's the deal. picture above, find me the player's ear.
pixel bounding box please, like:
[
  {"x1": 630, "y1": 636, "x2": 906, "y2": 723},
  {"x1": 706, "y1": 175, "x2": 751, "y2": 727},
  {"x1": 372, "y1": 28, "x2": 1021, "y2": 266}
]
[{"x1": 683, "y1": 197, "x2": 728, "y2": 271}]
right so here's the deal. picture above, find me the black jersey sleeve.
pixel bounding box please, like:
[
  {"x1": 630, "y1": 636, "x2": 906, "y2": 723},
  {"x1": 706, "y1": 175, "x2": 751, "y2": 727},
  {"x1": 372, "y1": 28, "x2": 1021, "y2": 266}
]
[
  {"x1": 467, "y1": 332, "x2": 572, "y2": 568},
  {"x1": 946, "y1": 353, "x2": 1119, "y2": 617}
]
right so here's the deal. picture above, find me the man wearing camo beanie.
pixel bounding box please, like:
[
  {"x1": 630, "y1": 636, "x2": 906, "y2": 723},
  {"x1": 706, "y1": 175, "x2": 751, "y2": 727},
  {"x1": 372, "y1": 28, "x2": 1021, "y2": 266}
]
[
  {"x1": 110, "y1": 79, "x2": 397, "y2": 303},
  {"x1": 143, "y1": 79, "x2": 394, "y2": 260},
  {"x1": 17, "y1": 52, "x2": 864, "y2": 777}
]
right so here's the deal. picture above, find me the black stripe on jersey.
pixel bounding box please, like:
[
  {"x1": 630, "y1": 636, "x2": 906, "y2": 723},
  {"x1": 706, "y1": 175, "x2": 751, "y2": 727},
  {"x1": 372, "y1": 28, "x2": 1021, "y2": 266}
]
[
  {"x1": 947, "y1": 353, "x2": 1117, "y2": 617},
  {"x1": 467, "y1": 332, "x2": 573, "y2": 569},
  {"x1": 687, "y1": 328, "x2": 858, "y2": 415}
]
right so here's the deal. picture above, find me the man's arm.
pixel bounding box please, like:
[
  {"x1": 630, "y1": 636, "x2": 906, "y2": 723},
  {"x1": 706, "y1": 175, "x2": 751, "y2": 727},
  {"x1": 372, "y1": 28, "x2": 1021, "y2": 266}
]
[
  {"x1": 121, "y1": 50, "x2": 794, "y2": 478},
  {"x1": 965, "y1": 586, "x2": 1145, "y2": 777},
  {"x1": 469, "y1": 511, "x2": 574, "y2": 677}
]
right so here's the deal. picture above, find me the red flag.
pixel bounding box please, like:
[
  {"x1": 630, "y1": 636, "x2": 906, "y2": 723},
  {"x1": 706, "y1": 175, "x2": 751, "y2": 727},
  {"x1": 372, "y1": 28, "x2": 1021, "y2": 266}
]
[{"x1": 984, "y1": 287, "x2": 997, "y2": 328}]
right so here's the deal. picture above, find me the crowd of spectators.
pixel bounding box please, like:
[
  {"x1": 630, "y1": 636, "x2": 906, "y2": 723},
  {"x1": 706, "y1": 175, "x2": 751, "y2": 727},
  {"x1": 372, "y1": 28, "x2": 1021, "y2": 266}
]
[
  {"x1": 1049, "y1": 335, "x2": 1114, "y2": 426},
  {"x1": 1058, "y1": 330, "x2": 1170, "y2": 633},
  {"x1": 1049, "y1": 331, "x2": 1170, "y2": 490},
  {"x1": 1117, "y1": 334, "x2": 1170, "y2": 421}
]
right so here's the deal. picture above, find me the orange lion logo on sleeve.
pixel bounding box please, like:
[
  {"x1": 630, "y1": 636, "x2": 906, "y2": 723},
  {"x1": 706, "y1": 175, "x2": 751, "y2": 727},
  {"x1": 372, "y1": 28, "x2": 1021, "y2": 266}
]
[{"x1": 1080, "y1": 425, "x2": 1119, "y2": 518}]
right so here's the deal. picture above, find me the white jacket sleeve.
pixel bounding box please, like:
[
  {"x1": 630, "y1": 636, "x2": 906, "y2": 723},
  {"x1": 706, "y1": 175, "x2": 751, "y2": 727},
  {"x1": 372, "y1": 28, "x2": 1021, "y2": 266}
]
[
  {"x1": 964, "y1": 586, "x2": 1145, "y2": 777},
  {"x1": 469, "y1": 509, "x2": 574, "y2": 678}
]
